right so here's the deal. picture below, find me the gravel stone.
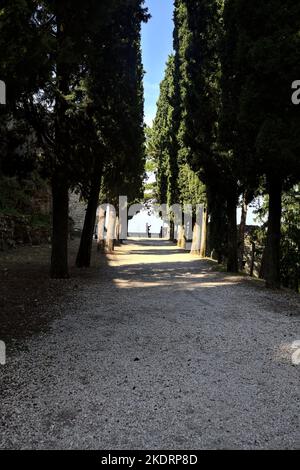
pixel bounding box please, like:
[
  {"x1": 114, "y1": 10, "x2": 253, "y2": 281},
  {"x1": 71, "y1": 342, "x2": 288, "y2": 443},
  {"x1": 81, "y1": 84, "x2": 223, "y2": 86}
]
[{"x1": 0, "y1": 239, "x2": 299, "y2": 450}]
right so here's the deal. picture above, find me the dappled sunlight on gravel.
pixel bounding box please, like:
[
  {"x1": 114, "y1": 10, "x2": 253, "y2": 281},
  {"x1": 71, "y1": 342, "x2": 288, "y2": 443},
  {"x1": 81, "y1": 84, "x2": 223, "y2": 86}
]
[{"x1": 0, "y1": 238, "x2": 299, "y2": 449}]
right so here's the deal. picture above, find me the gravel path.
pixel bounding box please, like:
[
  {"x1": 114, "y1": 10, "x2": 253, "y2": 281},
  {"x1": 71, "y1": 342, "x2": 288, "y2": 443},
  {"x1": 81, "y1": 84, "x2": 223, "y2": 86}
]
[{"x1": 0, "y1": 239, "x2": 299, "y2": 450}]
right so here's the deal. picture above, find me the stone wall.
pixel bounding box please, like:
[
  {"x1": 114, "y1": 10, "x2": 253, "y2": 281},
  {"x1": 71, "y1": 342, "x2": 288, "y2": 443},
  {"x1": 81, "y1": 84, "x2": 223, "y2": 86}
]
[
  {"x1": 30, "y1": 187, "x2": 51, "y2": 215},
  {"x1": 0, "y1": 214, "x2": 50, "y2": 250},
  {"x1": 69, "y1": 192, "x2": 87, "y2": 236},
  {"x1": 0, "y1": 182, "x2": 52, "y2": 250}
]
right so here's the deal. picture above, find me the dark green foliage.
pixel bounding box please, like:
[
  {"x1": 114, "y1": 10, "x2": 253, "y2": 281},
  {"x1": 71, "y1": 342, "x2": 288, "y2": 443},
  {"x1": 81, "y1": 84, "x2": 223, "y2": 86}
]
[
  {"x1": 0, "y1": 0, "x2": 299, "y2": 288},
  {"x1": 76, "y1": 1, "x2": 148, "y2": 267},
  {"x1": 173, "y1": 0, "x2": 232, "y2": 264},
  {"x1": 255, "y1": 187, "x2": 300, "y2": 292},
  {"x1": 148, "y1": 56, "x2": 177, "y2": 206},
  {"x1": 281, "y1": 188, "x2": 300, "y2": 292},
  {"x1": 149, "y1": 54, "x2": 205, "y2": 215},
  {"x1": 95, "y1": 0, "x2": 148, "y2": 207},
  {"x1": 221, "y1": 0, "x2": 300, "y2": 286},
  {"x1": 0, "y1": 0, "x2": 148, "y2": 276},
  {"x1": 172, "y1": 0, "x2": 300, "y2": 282}
]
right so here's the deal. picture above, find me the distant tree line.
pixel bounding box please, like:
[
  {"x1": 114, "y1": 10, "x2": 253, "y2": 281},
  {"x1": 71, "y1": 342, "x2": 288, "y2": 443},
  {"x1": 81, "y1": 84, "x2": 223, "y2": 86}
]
[{"x1": 148, "y1": 0, "x2": 300, "y2": 290}]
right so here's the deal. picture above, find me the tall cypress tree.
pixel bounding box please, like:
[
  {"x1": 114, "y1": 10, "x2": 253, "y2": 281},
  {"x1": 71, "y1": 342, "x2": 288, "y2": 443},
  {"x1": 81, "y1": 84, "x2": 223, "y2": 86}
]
[
  {"x1": 149, "y1": 53, "x2": 206, "y2": 244},
  {"x1": 223, "y1": 0, "x2": 300, "y2": 287},
  {"x1": 87, "y1": 0, "x2": 148, "y2": 255},
  {"x1": 149, "y1": 56, "x2": 178, "y2": 206},
  {"x1": 0, "y1": 1, "x2": 116, "y2": 277},
  {"x1": 173, "y1": 0, "x2": 231, "y2": 265},
  {"x1": 0, "y1": 1, "x2": 147, "y2": 274}
]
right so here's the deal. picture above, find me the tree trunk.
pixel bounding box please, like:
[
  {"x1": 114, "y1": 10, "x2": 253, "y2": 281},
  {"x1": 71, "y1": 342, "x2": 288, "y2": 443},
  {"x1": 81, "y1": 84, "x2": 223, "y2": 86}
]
[
  {"x1": 177, "y1": 225, "x2": 185, "y2": 249},
  {"x1": 118, "y1": 215, "x2": 125, "y2": 244},
  {"x1": 259, "y1": 246, "x2": 266, "y2": 279},
  {"x1": 190, "y1": 205, "x2": 203, "y2": 255},
  {"x1": 51, "y1": 173, "x2": 69, "y2": 279},
  {"x1": 207, "y1": 188, "x2": 226, "y2": 264},
  {"x1": 200, "y1": 207, "x2": 208, "y2": 258},
  {"x1": 169, "y1": 220, "x2": 175, "y2": 242},
  {"x1": 250, "y1": 241, "x2": 256, "y2": 277},
  {"x1": 238, "y1": 195, "x2": 248, "y2": 271},
  {"x1": 76, "y1": 175, "x2": 102, "y2": 268},
  {"x1": 106, "y1": 207, "x2": 116, "y2": 253},
  {"x1": 97, "y1": 206, "x2": 106, "y2": 253},
  {"x1": 227, "y1": 191, "x2": 238, "y2": 273},
  {"x1": 114, "y1": 216, "x2": 121, "y2": 246},
  {"x1": 178, "y1": 227, "x2": 181, "y2": 246},
  {"x1": 191, "y1": 222, "x2": 201, "y2": 255},
  {"x1": 51, "y1": 6, "x2": 70, "y2": 279},
  {"x1": 265, "y1": 176, "x2": 282, "y2": 289}
]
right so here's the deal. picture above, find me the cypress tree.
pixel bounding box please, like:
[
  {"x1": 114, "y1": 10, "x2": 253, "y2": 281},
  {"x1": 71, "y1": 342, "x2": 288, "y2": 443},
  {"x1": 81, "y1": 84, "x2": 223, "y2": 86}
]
[
  {"x1": 223, "y1": 0, "x2": 300, "y2": 287},
  {"x1": 173, "y1": 0, "x2": 231, "y2": 265}
]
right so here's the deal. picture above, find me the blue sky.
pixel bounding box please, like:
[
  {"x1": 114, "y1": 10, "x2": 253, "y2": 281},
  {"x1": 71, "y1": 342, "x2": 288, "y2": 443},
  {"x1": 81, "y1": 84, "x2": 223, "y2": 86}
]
[{"x1": 142, "y1": 0, "x2": 174, "y2": 126}]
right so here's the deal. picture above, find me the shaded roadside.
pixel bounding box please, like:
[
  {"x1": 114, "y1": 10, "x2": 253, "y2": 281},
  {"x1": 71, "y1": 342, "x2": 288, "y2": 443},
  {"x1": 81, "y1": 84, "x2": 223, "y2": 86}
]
[{"x1": 0, "y1": 241, "x2": 108, "y2": 348}]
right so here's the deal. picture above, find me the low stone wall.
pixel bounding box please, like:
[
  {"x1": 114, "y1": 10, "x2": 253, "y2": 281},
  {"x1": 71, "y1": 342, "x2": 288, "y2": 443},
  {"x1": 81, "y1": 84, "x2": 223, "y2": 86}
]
[
  {"x1": 0, "y1": 214, "x2": 50, "y2": 250},
  {"x1": 30, "y1": 188, "x2": 51, "y2": 215},
  {"x1": 128, "y1": 232, "x2": 161, "y2": 238},
  {"x1": 69, "y1": 192, "x2": 87, "y2": 235}
]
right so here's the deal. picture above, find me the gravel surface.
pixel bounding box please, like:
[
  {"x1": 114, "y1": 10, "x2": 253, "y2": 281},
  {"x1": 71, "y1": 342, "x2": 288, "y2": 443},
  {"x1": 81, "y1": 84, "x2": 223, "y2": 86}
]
[{"x1": 0, "y1": 239, "x2": 299, "y2": 450}]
